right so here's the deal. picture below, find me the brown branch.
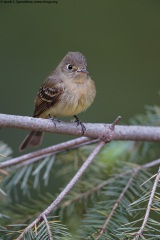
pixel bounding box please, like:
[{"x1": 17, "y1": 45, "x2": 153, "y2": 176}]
[
  {"x1": 0, "y1": 113, "x2": 160, "y2": 141},
  {"x1": 16, "y1": 141, "x2": 106, "y2": 240},
  {"x1": 133, "y1": 167, "x2": 160, "y2": 240}
]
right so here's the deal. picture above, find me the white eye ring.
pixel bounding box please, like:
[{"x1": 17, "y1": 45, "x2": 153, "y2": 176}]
[{"x1": 67, "y1": 64, "x2": 73, "y2": 70}]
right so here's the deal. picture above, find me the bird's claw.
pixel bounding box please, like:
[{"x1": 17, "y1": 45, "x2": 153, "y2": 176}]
[
  {"x1": 74, "y1": 115, "x2": 86, "y2": 135},
  {"x1": 48, "y1": 114, "x2": 61, "y2": 128}
]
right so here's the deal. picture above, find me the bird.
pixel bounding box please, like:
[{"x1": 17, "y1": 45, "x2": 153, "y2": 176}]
[{"x1": 19, "y1": 52, "x2": 96, "y2": 151}]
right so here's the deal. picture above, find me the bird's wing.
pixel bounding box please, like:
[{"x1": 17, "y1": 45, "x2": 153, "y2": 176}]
[{"x1": 33, "y1": 86, "x2": 64, "y2": 117}]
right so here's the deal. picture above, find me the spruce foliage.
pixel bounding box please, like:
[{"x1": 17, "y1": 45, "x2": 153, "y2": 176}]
[{"x1": 0, "y1": 105, "x2": 160, "y2": 239}]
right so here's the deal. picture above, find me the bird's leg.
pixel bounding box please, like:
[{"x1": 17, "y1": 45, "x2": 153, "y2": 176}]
[
  {"x1": 48, "y1": 114, "x2": 61, "y2": 127},
  {"x1": 73, "y1": 115, "x2": 86, "y2": 135}
]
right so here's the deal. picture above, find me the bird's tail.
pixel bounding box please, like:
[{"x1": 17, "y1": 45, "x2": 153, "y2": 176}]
[{"x1": 19, "y1": 131, "x2": 43, "y2": 151}]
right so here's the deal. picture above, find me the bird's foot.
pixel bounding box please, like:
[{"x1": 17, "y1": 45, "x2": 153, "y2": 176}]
[
  {"x1": 73, "y1": 115, "x2": 86, "y2": 135},
  {"x1": 48, "y1": 114, "x2": 61, "y2": 127}
]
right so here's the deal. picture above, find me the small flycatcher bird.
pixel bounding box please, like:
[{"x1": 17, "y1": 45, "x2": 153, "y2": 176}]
[{"x1": 19, "y1": 52, "x2": 96, "y2": 151}]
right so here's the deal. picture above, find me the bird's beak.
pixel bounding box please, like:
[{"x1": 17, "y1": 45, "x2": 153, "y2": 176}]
[{"x1": 77, "y1": 68, "x2": 89, "y2": 74}]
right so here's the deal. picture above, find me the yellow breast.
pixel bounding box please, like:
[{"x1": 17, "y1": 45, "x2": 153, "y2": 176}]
[{"x1": 40, "y1": 76, "x2": 96, "y2": 118}]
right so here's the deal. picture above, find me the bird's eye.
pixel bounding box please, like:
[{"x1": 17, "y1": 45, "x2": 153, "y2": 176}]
[{"x1": 67, "y1": 64, "x2": 73, "y2": 70}]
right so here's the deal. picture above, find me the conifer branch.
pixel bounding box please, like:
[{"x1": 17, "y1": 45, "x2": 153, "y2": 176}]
[
  {"x1": 95, "y1": 170, "x2": 137, "y2": 240},
  {"x1": 61, "y1": 158, "x2": 160, "y2": 210},
  {"x1": 16, "y1": 141, "x2": 106, "y2": 240},
  {"x1": 1, "y1": 106, "x2": 160, "y2": 239},
  {"x1": 133, "y1": 167, "x2": 160, "y2": 240}
]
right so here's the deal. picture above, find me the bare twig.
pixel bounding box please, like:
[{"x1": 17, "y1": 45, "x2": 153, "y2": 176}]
[
  {"x1": 141, "y1": 158, "x2": 160, "y2": 169},
  {"x1": 0, "y1": 137, "x2": 97, "y2": 169},
  {"x1": 1, "y1": 113, "x2": 160, "y2": 141},
  {"x1": 100, "y1": 116, "x2": 122, "y2": 142},
  {"x1": 110, "y1": 115, "x2": 122, "y2": 130},
  {"x1": 42, "y1": 215, "x2": 53, "y2": 240},
  {"x1": 16, "y1": 141, "x2": 106, "y2": 240},
  {"x1": 133, "y1": 167, "x2": 160, "y2": 240}
]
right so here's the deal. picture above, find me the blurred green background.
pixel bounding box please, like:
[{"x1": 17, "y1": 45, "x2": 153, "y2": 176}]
[{"x1": 0, "y1": 0, "x2": 160, "y2": 156}]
